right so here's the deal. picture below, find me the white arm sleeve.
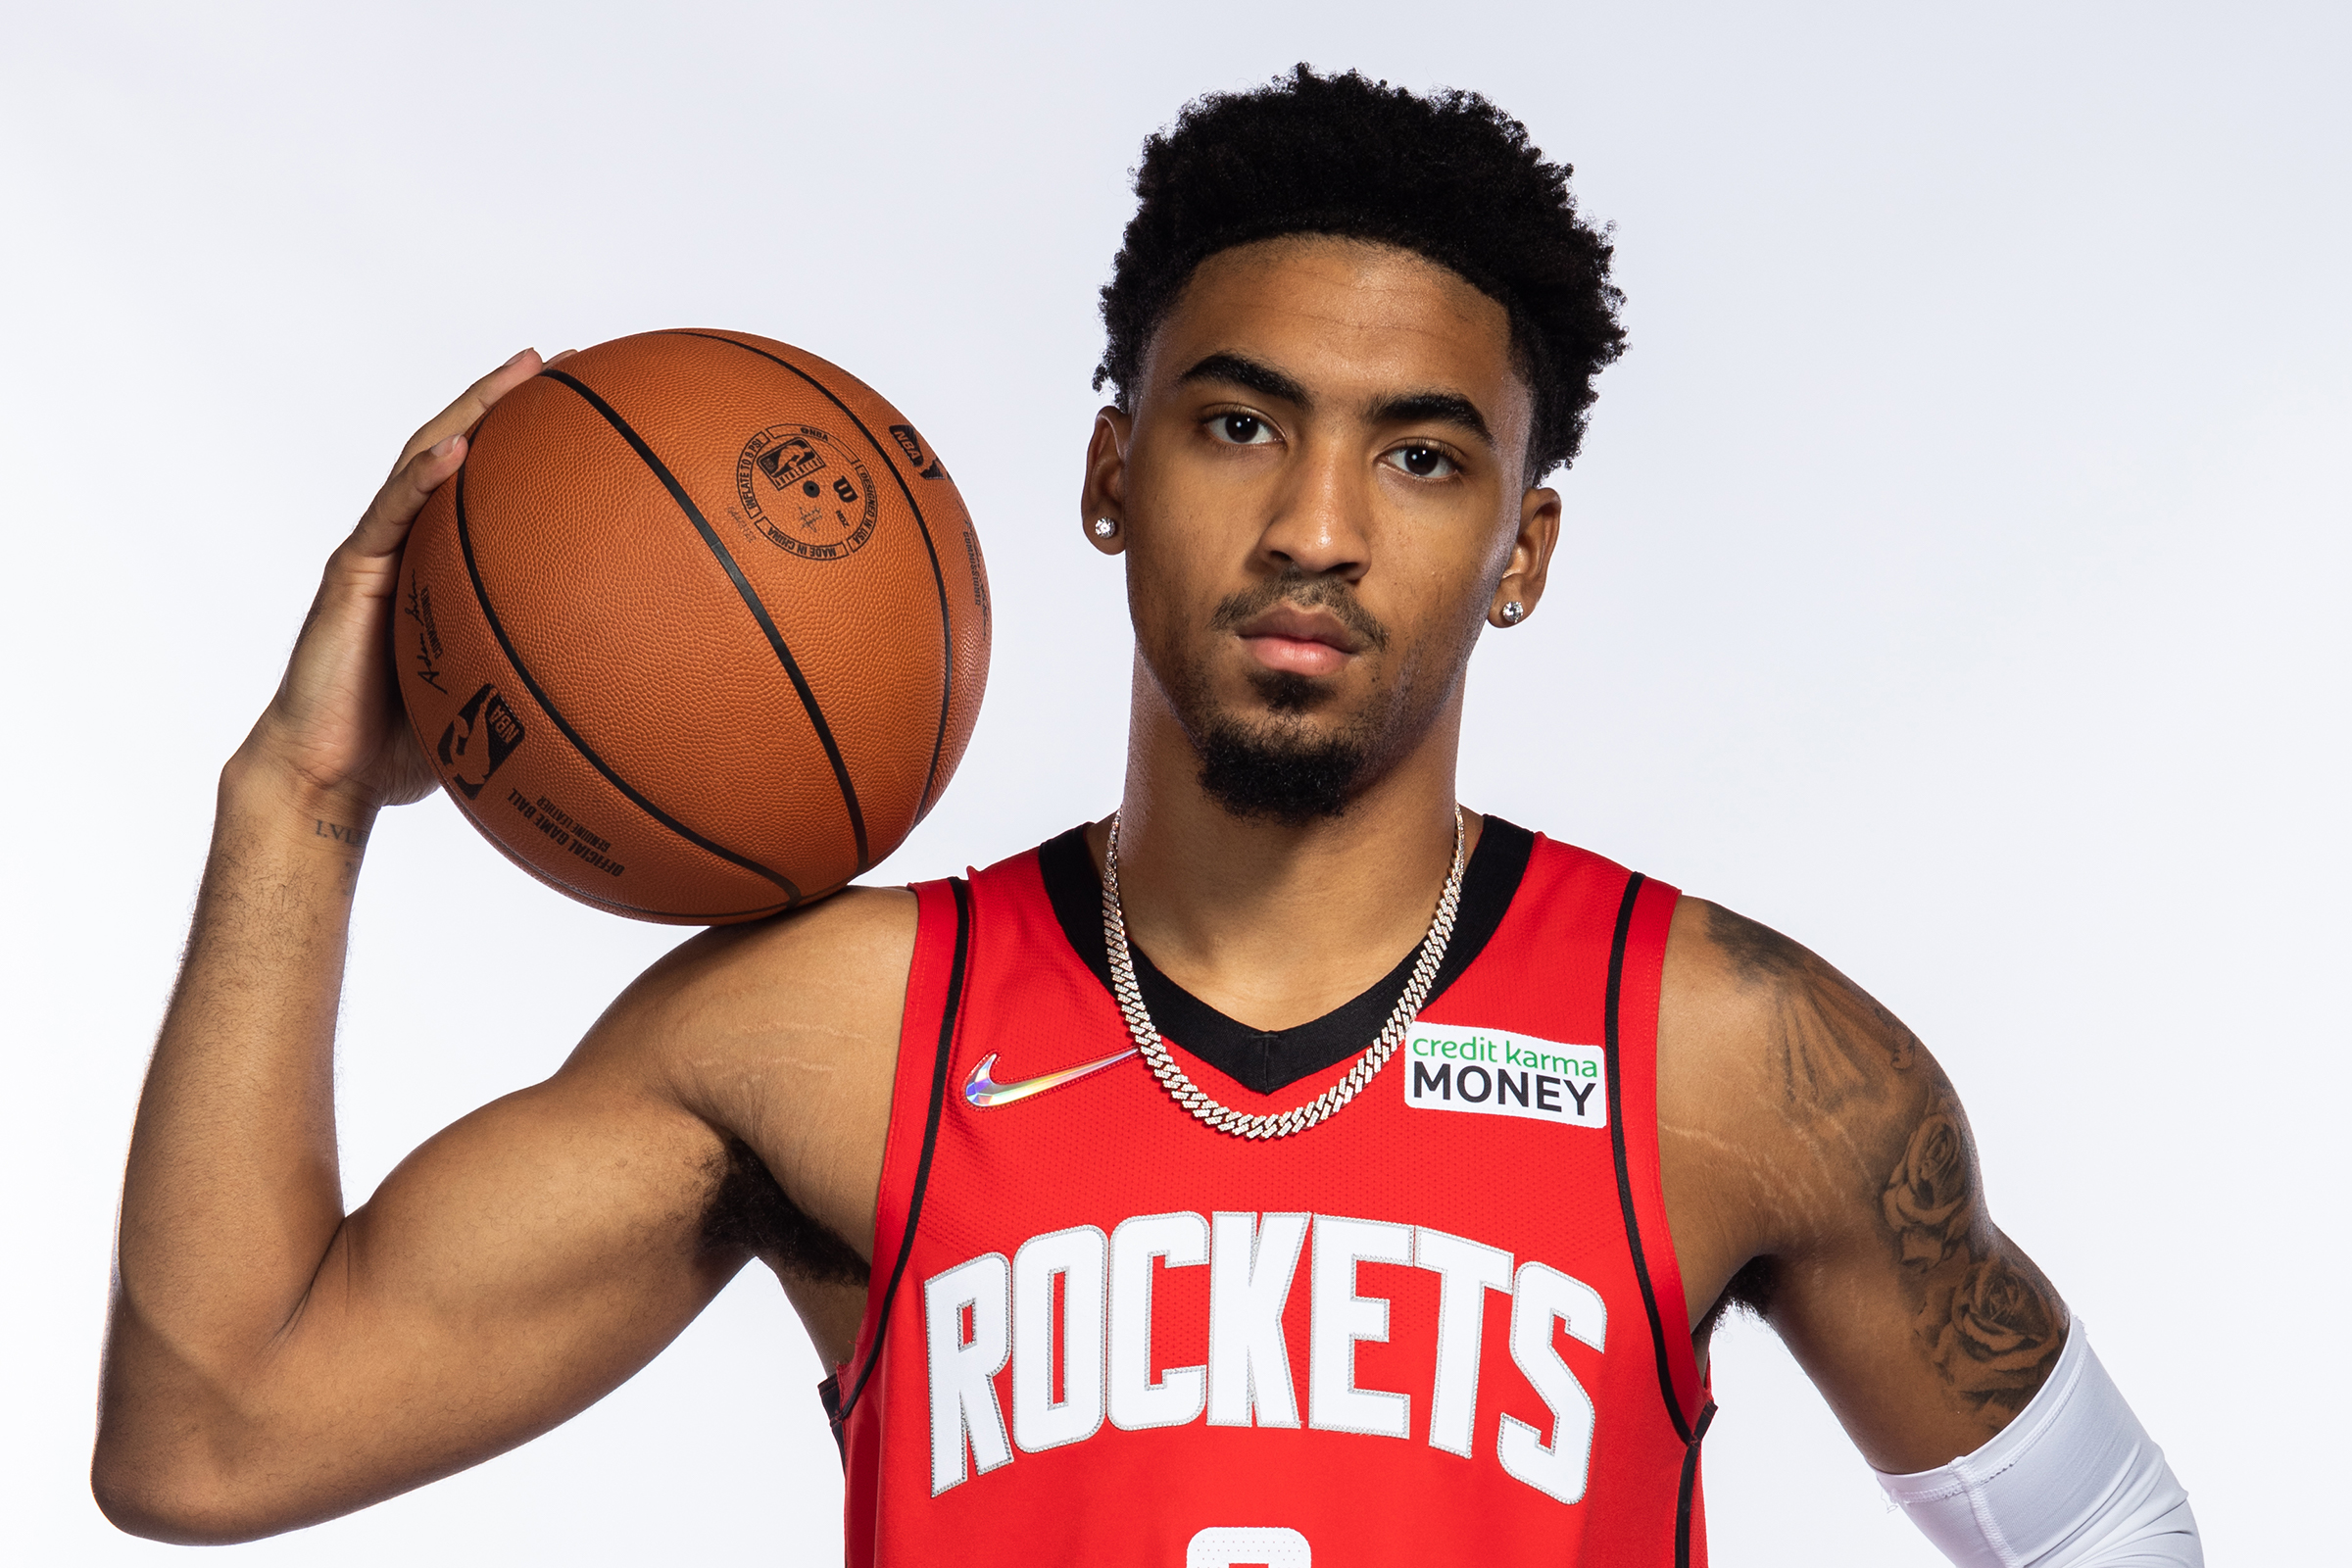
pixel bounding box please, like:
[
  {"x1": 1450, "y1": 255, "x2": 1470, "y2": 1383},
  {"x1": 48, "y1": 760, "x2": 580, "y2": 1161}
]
[{"x1": 1875, "y1": 1320, "x2": 2200, "y2": 1567}]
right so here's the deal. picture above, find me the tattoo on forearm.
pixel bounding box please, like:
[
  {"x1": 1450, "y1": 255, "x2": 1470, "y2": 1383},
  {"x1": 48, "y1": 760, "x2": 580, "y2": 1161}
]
[{"x1": 315, "y1": 819, "x2": 368, "y2": 850}]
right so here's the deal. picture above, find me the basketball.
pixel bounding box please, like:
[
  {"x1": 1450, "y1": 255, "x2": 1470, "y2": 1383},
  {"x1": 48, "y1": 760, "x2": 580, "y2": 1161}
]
[{"x1": 394, "y1": 329, "x2": 991, "y2": 923}]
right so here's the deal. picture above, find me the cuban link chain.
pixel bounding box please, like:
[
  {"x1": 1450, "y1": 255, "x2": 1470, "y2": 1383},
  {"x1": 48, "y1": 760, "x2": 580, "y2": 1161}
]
[{"x1": 1100, "y1": 806, "x2": 1466, "y2": 1140}]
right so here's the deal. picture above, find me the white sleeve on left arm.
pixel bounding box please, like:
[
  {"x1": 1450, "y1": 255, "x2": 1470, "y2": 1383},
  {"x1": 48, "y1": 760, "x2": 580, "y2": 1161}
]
[{"x1": 1875, "y1": 1320, "x2": 2200, "y2": 1567}]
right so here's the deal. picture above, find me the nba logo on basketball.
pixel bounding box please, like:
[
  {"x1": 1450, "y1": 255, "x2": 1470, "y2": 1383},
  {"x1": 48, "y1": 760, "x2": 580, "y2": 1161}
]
[
  {"x1": 891, "y1": 421, "x2": 948, "y2": 480},
  {"x1": 437, "y1": 683, "x2": 526, "y2": 801},
  {"x1": 757, "y1": 436, "x2": 826, "y2": 488}
]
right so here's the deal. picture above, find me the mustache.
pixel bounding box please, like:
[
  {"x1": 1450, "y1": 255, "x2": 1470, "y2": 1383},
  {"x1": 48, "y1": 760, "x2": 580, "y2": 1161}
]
[{"x1": 1206, "y1": 573, "x2": 1391, "y2": 653}]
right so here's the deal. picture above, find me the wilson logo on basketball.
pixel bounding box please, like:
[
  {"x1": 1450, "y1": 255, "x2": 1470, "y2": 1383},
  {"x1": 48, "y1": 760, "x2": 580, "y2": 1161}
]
[{"x1": 735, "y1": 423, "x2": 878, "y2": 561}]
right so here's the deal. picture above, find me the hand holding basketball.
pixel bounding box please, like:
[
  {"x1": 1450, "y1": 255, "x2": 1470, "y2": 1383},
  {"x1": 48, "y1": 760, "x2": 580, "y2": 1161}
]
[
  {"x1": 392, "y1": 330, "x2": 991, "y2": 922},
  {"x1": 232, "y1": 349, "x2": 549, "y2": 814}
]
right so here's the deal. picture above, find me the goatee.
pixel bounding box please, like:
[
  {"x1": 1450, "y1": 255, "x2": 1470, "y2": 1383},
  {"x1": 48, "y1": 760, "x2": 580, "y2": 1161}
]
[{"x1": 1177, "y1": 571, "x2": 1400, "y2": 824}]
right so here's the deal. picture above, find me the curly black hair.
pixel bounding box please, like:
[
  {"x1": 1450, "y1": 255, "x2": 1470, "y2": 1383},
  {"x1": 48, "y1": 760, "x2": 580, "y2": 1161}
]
[{"x1": 1095, "y1": 66, "x2": 1626, "y2": 481}]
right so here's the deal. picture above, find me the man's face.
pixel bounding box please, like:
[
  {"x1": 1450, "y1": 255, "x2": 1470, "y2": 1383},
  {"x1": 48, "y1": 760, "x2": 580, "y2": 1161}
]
[{"x1": 1086, "y1": 235, "x2": 1554, "y2": 821}]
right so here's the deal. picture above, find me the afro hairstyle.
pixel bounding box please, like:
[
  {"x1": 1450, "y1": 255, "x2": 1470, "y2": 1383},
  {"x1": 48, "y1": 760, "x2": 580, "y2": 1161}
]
[{"x1": 1095, "y1": 65, "x2": 1626, "y2": 482}]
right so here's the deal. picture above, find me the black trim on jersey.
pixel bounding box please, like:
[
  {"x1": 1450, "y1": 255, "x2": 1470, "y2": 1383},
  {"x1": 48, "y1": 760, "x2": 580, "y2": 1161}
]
[
  {"x1": 1036, "y1": 816, "x2": 1536, "y2": 1096},
  {"x1": 1603, "y1": 870, "x2": 1694, "y2": 1446},
  {"x1": 1675, "y1": 1398, "x2": 1719, "y2": 1568},
  {"x1": 815, "y1": 1372, "x2": 846, "y2": 1467},
  {"x1": 831, "y1": 877, "x2": 970, "y2": 1433}
]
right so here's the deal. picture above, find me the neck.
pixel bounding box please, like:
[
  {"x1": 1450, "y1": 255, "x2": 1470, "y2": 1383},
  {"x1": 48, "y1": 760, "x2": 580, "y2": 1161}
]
[{"x1": 1089, "y1": 659, "x2": 1480, "y2": 1033}]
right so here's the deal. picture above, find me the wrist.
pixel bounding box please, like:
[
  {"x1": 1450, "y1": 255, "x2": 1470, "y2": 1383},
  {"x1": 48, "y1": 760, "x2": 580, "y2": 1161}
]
[{"x1": 217, "y1": 751, "x2": 385, "y2": 858}]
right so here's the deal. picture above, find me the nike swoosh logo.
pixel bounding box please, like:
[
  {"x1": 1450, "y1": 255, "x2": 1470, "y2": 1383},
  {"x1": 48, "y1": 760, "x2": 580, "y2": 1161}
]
[{"x1": 964, "y1": 1047, "x2": 1138, "y2": 1108}]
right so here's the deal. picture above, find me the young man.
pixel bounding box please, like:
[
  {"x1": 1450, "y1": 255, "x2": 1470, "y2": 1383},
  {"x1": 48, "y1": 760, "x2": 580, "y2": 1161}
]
[{"x1": 95, "y1": 69, "x2": 2196, "y2": 1565}]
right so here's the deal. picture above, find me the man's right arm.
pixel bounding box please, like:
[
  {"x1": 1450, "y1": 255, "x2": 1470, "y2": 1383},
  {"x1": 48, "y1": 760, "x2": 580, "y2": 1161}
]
[{"x1": 92, "y1": 357, "x2": 910, "y2": 1542}]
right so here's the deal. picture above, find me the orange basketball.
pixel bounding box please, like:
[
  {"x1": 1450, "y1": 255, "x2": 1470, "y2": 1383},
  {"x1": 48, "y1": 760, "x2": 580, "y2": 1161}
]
[{"x1": 394, "y1": 329, "x2": 990, "y2": 923}]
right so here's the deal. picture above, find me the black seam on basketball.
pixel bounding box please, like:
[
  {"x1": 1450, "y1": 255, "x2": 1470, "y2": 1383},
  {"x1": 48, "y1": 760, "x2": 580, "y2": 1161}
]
[
  {"x1": 1674, "y1": 1398, "x2": 1718, "y2": 1568},
  {"x1": 453, "y1": 460, "x2": 805, "y2": 907},
  {"x1": 662, "y1": 330, "x2": 958, "y2": 825},
  {"x1": 1604, "y1": 870, "x2": 1695, "y2": 1446},
  {"x1": 538, "y1": 367, "x2": 871, "y2": 872},
  {"x1": 835, "y1": 876, "x2": 970, "y2": 1428}
]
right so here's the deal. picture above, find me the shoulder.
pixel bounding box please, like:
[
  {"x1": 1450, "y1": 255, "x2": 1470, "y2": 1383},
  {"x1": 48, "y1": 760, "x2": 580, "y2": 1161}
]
[
  {"x1": 1661, "y1": 896, "x2": 1925, "y2": 1116},
  {"x1": 1656, "y1": 896, "x2": 1953, "y2": 1295},
  {"x1": 635, "y1": 883, "x2": 918, "y2": 1014},
  {"x1": 545, "y1": 884, "x2": 927, "y2": 1270},
  {"x1": 564, "y1": 884, "x2": 922, "y2": 1119}
]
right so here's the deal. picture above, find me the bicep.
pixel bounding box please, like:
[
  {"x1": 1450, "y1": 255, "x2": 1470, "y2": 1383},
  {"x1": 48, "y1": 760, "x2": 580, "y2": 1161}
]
[
  {"x1": 159, "y1": 890, "x2": 910, "y2": 1536},
  {"x1": 254, "y1": 1060, "x2": 741, "y2": 1521}
]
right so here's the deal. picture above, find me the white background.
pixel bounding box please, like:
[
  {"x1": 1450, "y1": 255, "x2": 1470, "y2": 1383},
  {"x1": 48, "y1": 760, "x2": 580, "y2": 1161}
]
[{"x1": 5, "y1": 2, "x2": 2343, "y2": 1561}]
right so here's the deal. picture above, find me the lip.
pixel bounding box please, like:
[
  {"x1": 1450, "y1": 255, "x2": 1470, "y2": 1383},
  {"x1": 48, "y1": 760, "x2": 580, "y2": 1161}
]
[{"x1": 1235, "y1": 603, "x2": 1363, "y2": 677}]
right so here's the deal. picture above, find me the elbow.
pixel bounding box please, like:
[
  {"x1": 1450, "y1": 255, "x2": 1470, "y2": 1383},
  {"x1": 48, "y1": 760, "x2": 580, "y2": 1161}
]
[
  {"x1": 91, "y1": 1438, "x2": 291, "y2": 1545},
  {"x1": 93, "y1": 1328, "x2": 321, "y2": 1544}
]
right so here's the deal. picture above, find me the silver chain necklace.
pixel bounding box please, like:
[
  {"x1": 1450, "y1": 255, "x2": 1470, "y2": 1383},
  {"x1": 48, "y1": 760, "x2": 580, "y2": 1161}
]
[{"x1": 1100, "y1": 807, "x2": 1467, "y2": 1140}]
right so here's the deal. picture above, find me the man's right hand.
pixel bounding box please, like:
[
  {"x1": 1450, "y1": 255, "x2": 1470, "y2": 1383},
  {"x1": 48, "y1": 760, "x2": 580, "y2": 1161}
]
[{"x1": 231, "y1": 347, "x2": 551, "y2": 817}]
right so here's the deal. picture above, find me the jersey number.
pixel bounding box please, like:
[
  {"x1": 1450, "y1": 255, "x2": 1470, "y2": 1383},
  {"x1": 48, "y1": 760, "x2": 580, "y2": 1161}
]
[{"x1": 1187, "y1": 1526, "x2": 1311, "y2": 1567}]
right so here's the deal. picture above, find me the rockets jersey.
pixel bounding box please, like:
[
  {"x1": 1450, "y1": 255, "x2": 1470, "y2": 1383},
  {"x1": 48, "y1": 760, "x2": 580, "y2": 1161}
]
[{"x1": 823, "y1": 817, "x2": 1714, "y2": 1566}]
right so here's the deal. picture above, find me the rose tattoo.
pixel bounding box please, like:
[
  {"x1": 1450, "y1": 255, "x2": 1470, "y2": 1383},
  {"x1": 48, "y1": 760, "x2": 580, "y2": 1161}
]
[
  {"x1": 1923, "y1": 1258, "x2": 2062, "y2": 1412},
  {"x1": 1882, "y1": 1099, "x2": 1976, "y2": 1266}
]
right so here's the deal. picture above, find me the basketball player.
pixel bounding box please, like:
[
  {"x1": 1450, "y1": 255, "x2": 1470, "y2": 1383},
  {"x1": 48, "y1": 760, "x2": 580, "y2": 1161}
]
[{"x1": 94, "y1": 70, "x2": 2198, "y2": 1565}]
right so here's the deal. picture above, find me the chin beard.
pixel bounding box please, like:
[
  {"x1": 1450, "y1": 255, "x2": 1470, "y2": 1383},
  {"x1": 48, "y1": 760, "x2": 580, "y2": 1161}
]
[
  {"x1": 1195, "y1": 716, "x2": 1370, "y2": 824},
  {"x1": 1190, "y1": 670, "x2": 1375, "y2": 824}
]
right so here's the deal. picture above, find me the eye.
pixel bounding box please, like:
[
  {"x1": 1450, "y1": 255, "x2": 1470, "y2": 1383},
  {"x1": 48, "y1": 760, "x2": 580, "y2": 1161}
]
[
  {"x1": 1206, "y1": 412, "x2": 1276, "y2": 446},
  {"x1": 1385, "y1": 443, "x2": 1459, "y2": 479}
]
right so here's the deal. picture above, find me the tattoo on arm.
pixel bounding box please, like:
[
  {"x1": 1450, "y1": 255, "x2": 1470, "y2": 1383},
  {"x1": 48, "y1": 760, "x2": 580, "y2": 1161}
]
[
  {"x1": 1884, "y1": 1099, "x2": 2064, "y2": 1417},
  {"x1": 1706, "y1": 904, "x2": 1920, "y2": 1112},
  {"x1": 1706, "y1": 903, "x2": 2064, "y2": 1425}
]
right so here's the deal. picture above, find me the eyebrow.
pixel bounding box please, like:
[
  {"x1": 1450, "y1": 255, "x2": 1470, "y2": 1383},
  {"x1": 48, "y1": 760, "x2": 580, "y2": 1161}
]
[
  {"x1": 1365, "y1": 390, "x2": 1494, "y2": 449},
  {"x1": 1177, "y1": 351, "x2": 1312, "y2": 407}
]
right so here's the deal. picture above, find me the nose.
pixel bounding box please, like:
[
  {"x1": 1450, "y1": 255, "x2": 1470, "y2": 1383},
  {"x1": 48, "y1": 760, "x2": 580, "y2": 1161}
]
[{"x1": 1253, "y1": 432, "x2": 1370, "y2": 583}]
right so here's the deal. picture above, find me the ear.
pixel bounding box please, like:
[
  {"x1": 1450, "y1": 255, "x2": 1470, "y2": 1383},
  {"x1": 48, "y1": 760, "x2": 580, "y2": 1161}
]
[
  {"x1": 1488, "y1": 485, "x2": 1562, "y2": 627},
  {"x1": 1079, "y1": 406, "x2": 1133, "y2": 556}
]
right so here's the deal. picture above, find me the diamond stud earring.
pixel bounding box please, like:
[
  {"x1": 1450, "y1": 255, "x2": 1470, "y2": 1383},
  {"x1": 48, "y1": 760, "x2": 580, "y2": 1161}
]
[
  {"x1": 1091, "y1": 518, "x2": 1117, "y2": 539},
  {"x1": 1500, "y1": 601, "x2": 1525, "y2": 624}
]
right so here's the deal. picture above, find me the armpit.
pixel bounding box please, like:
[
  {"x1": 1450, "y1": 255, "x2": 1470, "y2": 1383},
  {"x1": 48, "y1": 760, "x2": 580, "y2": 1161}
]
[{"x1": 700, "y1": 1137, "x2": 869, "y2": 1288}]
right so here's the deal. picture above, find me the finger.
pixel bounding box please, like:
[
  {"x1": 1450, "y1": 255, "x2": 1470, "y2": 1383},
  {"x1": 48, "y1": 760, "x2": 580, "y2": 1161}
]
[
  {"x1": 392, "y1": 347, "x2": 545, "y2": 474},
  {"x1": 348, "y1": 431, "x2": 466, "y2": 558},
  {"x1": 546, "y1": 348, "x2": 580, "y2": 367}
]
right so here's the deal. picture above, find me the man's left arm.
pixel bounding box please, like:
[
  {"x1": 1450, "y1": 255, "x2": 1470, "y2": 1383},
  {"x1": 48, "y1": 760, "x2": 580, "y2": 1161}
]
[{"x1": 1658, "y1": 898, "x2": 2199, "y2": 1566}]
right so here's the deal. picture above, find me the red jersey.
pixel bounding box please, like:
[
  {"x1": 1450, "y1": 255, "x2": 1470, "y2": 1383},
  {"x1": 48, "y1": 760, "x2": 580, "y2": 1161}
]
[{"x1": 823, "y1": 819, "x2": 1713, "y2": 1565}]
